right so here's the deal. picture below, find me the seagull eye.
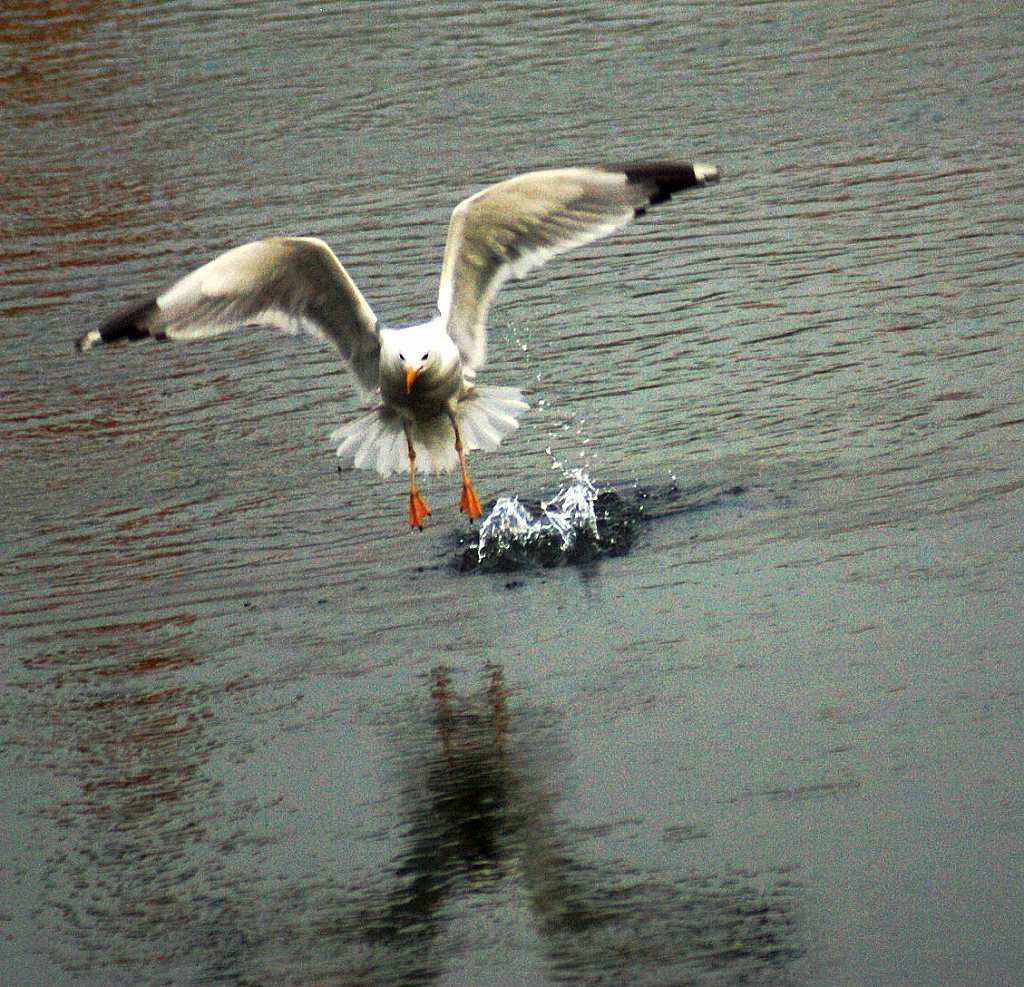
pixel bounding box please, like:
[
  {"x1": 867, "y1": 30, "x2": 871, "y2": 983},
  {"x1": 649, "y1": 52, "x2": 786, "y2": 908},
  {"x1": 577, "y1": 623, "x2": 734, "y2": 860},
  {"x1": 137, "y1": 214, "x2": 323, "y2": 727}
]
[
  {"x1": 398, "y1": 353, "x2": 405, "y2": 363},
  {"x1": 422, "y1": 352, "x2": 430, "y2": 361}
]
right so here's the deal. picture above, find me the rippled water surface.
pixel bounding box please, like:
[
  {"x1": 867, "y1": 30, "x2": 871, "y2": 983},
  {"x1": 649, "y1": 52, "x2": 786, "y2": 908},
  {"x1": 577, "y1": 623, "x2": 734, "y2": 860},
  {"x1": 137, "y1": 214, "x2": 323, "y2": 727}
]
[{"x1": 3, "y1": 1, "x2": 1023, "y2": 984}]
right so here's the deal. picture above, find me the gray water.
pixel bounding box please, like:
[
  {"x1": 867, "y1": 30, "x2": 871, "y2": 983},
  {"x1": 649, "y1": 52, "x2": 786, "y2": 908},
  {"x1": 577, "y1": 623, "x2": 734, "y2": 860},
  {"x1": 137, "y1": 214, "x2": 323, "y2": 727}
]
[{"x1": 3, "y1": 1, "x2": 1023, "y2": 984}]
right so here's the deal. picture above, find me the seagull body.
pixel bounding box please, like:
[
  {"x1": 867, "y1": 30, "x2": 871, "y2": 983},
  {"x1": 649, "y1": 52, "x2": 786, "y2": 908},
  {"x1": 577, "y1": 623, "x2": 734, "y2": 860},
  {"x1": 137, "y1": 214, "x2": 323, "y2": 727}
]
[{"x1": 77, "y1": 161, "x2": 720, "y2": 528}]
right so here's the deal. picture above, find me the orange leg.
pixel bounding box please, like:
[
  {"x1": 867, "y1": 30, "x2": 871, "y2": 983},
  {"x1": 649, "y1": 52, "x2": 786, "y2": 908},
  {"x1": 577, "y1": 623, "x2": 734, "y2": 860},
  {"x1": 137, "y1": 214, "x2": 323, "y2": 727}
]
[
  {"x1": 448, "y1": 412, "x2": 482, "y2": 520},
  {"x1": 405, "y1": 427, "x2": 430, "y2": 529}
]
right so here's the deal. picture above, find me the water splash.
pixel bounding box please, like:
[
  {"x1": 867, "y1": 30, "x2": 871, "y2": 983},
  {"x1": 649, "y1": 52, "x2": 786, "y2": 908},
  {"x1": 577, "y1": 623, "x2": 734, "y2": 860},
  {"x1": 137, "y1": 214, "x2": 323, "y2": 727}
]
[
  {"x1": 471, "y1": 469, "x2": 634, "y2": 570},
  {"x1": 455, "y1": 473, "x2": 747, "y2": 573},
  {"x1": 538, "y1": 468, "x2": 600, "y2": 548},
  {"x1": 476, "y1": 494, "x2": 539, "y2": 556}
]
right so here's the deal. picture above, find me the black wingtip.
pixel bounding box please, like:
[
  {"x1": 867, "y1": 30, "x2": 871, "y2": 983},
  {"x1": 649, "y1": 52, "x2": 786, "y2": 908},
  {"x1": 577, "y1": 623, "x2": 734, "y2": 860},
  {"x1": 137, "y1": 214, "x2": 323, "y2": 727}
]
[
  {"x1": 76, "y1": 297, "x2": 159, "y2": 353},
  {"x1": 74, "y1": 331, "x2": 98, "y2": 353},
  {"x1": 614, "y1": 160, "x2": 721, "y2": 207}
]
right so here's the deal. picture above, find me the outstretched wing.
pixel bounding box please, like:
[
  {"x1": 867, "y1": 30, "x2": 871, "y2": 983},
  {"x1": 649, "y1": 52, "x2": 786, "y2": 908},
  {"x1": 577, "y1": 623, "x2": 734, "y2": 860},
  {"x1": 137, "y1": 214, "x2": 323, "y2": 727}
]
[
  {"x1": 77, "y1": 236, "x2": 382, "y2": 393},
  {"x1": 436, "y1": 161, "x2": 720, "y2": 371}
]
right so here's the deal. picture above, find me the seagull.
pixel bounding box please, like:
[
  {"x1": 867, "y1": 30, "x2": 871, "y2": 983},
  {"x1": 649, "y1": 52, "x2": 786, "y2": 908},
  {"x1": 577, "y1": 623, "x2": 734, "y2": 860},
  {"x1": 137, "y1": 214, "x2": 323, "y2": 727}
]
[{"x1": 76, "y1": 161, "x2": 720, "y2": 529}]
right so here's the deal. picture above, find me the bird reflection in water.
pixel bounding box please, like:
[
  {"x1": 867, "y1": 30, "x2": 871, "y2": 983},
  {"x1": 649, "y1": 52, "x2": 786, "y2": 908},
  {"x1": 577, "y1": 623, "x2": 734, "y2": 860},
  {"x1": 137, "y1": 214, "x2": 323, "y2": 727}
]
[
  {"x1": 380, "y1": 664, "x2": 519, "y2": 923},
  {"x1": 315, "y1": 664, "x2": 803, "y2": 985}
]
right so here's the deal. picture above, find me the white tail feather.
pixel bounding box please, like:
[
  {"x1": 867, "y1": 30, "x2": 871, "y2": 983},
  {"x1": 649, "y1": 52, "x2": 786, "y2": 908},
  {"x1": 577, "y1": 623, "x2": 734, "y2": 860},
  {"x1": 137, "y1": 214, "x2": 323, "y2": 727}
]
[{"x1": 332, "y1": 384, "x2": 529, "y2": 478}]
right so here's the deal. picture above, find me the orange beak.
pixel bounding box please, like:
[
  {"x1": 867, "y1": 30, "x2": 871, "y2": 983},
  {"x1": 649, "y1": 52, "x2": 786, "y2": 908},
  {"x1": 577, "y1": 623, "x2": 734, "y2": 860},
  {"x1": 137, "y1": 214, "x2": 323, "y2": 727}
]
[{"x1": 405, "y1": 366, "x2": 419, "y2": 394}]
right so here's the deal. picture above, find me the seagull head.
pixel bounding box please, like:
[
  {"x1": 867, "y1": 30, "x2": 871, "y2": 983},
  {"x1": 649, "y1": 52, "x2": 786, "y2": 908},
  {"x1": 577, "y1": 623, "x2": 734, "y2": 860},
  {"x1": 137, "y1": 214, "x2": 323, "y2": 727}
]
[
  {"x1": 402, "y1": 351, "x2": 430, "y2": 393},
  {"x1": 380, "y1": 321, "x2": 460, "y2": 397}
]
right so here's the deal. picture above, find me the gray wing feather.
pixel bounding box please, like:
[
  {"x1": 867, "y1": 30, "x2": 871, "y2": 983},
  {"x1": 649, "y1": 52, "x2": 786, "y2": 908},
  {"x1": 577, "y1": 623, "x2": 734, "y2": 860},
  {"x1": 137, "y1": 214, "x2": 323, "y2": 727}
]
[
  {"x1": 83, "y1": 237, "x2": 382, "y2": 393},
  {"x1": 436, "y1": 162, "x2": 719, "y2": 370}
]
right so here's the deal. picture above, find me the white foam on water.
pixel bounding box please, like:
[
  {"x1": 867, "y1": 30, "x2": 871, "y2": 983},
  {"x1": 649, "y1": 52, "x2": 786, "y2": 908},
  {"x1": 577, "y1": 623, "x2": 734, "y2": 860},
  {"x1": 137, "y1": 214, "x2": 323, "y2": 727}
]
[{"x1": 477, "y1": 469, "x2": 600, "y2": 564}]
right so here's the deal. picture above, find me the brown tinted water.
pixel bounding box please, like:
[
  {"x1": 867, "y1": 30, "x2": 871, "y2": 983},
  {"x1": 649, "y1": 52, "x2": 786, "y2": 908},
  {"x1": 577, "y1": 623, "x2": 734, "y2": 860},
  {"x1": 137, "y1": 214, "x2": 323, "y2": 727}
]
[{"x1": 3, "y1": 1, "x2": 1023, "y2": 983}]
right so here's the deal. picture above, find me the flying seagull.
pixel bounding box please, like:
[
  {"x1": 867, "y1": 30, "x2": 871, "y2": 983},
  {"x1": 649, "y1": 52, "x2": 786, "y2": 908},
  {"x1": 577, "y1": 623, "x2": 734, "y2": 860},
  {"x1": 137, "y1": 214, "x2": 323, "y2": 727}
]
[{"x1": 77, "y1": 161, "x2": 720, "y2": 528}]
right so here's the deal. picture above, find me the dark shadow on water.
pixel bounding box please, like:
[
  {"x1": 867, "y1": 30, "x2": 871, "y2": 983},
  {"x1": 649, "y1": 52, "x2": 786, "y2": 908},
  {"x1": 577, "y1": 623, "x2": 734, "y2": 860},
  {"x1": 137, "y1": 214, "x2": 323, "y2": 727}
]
[
  {"x1": 14, "y1": 626, "x2": 800, "y2": 985},
  {"x1": 454, "y1": 478, "x2": 748, "y2": 575},
  {"x1": 304, "y1": 664, "x2": 803, "y2": 986}
]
